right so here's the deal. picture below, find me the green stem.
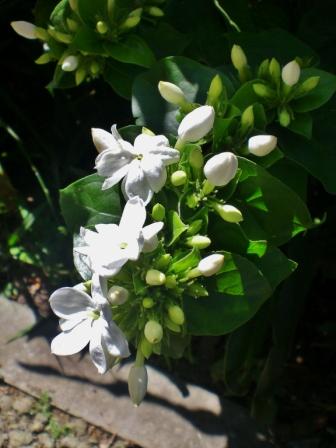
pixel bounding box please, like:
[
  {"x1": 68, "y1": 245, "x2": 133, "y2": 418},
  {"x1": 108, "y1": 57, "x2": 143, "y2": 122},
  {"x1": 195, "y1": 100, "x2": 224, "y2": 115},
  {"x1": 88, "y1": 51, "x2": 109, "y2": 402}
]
[{"x1": 213, "y1": 0, "x2": 241, "y2": 32}]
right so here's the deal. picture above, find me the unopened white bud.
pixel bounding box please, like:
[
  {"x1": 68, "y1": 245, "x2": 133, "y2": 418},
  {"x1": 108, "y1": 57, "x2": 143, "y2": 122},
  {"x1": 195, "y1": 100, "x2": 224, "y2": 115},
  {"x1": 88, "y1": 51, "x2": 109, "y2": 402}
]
[
  {"x1": 61, "y1": 55, "x2": 79, "y2": 72},
  {"x1": 142, "y1": 234, "x2": 159, "y2": 253},
  {"x1": 282, "y1": 60, "x2": 301, "y2": 86},
  {"x1": 128, "y1": 365, "x2": 148, "y2": 406},
  {"x1": 107, "y1": 285, "x2": 129, "y2": 305},
  {"x1": 214, "y1": 204, "x2": 243, "y2": 223},
  {"x1": 145, "y1": 269, "x2": 166, "y2": 286},
  {"x1": 171, "y1": 170, "x2": 187, "y2": 186},
  {"x1": 11, "y1": 21, "x2": 37, "y2": 39},
  {"x1": 178, "y1": 106, "x2": 215, "y2": 143},
  {"x1": 198, "y1": 254, "x2": 224, "y2": 277},
  {"x1": 158, "y1": 81, "x2": 186, "y2": 106},
  {"x1": 248, "y1": 135, "x2": 277, "y2": 157},
  {"x1": 204, "y1": 152, "x2": 238, "y2": 186},
  {"x1": 186, "y1": 235, "x2": 211, "y2": 249}
]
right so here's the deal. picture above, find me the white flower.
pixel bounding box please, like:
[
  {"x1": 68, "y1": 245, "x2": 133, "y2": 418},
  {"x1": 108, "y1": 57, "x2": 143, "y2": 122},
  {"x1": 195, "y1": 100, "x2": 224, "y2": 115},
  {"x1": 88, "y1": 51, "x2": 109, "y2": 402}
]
[
  {"x1": 75, "y1": 197, "x2": 163, "y2": 277},
  {"x1": 178, "y1": 106, "x2": 215, "y2": 143},
  {"x1": 198, "y1": 254, "x2": 224, "y2": 277},
  {"x1": 93, "y1": 125, "x2": 179, "y2": 204},
  {"x1": 61, "y1": 55, "x2": 79, "y2": 72},
  {"x1": 281, "y1": 60, "x2": 301, "y2": 87},
  {"x1": 11, "y1": 21, "x2": 37, "y2": 39},
  {"x1": 214, "y1": 204, "x2": 243, "y2": 223},
  {"x1": 50, "y1": 274, "x2": 130, "y2": 374},
  {"x1": 204, "y1": 152, "x2": 238, "y2": 186},
  {"x1": 248, "y1": 135, "x2": 277, "y2": 157}
]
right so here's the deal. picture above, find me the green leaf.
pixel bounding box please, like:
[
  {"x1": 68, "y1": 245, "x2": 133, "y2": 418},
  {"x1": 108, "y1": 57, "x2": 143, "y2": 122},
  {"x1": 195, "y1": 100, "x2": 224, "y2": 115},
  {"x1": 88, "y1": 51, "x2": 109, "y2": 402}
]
[
  {"x1": 291, "y1": 68, "x2": 336, "y2": 113},
  {"x1": 50, "y1": 0, "x2": 70, "y2": 30},
  {"x1": 208, "y1": 214, "x2": 267, "y2": 257},
  {"x1": 170, "y1": 248, "x2": 200, "y2": 274},
  {"x1": 104, "y1": 60, "x2": 142, "y2": 99},
  {"x1": 250, "y1": 246, "x2": 297, "y2": 290},
  {"x1": 287, "y1": 112, "x2": 312, "y2": 139},
  {"x1": 167, "y1": 211, "x2": 188, "y2": 246},
  {"x1": 132, "y1": 56, "x2": 235, "y2": 134},
  {"x1": 236, "y1": 157, "x2": 312, "y2": 245},
  {"x1": 104, "y1": 35, "x2": 155, "y2": 68},
  {"x1": 184, "y1": 252, "x2": 272, "y2": 335},
  {"x1": 230, "y1": 81, "x2": 261, "y2": 111},
  {"x1": 278, "y1": 128, "x2": 336, "y2": 194},
  {"x1": 77, "y1": 0, "x2": 107, "y2": 26},
  {"x1": 59, "y1": 173, "x2": 121, "y2": 234},
  {"x1": 72, "y1": 26, "x2": 105, "y2": 54}
]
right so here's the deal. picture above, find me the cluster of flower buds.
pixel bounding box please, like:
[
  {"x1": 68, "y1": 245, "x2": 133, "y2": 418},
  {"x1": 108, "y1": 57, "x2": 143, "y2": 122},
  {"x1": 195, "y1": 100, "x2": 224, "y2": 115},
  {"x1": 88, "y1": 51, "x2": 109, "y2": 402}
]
[{"x1": 11, "y1": 0, "x2": 166, "y2": 87}]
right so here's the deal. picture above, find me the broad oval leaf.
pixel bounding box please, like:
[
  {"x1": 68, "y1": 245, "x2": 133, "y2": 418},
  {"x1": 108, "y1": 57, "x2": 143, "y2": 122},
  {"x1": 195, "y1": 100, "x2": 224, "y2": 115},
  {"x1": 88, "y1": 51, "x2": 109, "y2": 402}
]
[
  {"x1": 104, "y1": 35, "x2": 155, "y2": 68},
  {"x1": 59, "y1": 173, "x2": 121, "y2": 233},
  {"x1": 236, "y1": 157, "x2": 312, "y2": 245},
  {"x1": 184, "y1": 252, "x2": 272, "y2": 335}
]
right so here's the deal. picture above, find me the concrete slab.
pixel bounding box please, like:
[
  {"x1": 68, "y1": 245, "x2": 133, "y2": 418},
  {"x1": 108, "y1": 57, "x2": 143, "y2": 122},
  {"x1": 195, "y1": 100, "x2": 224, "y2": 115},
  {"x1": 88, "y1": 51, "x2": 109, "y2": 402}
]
[{"x1": 0, "y1": 298, "x2": 274, "y2": 448}]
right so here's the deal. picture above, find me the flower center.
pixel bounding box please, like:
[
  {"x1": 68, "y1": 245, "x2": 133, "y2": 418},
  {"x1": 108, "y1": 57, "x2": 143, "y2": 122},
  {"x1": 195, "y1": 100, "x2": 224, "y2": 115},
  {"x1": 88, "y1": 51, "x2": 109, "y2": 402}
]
[
  {"x1": 89, "y1": 309, "x2": 101, "y2": 320},
  {"x1": 135, "y1": 154, "x2": 143, "y2": 160},
  {"x1": 120, "y1": 242, "x2": 128, "y2": 249}
]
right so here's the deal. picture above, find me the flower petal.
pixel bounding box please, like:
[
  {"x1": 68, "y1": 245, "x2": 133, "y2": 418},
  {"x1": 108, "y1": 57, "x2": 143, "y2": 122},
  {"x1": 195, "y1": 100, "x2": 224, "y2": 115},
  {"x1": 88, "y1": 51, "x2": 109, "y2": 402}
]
[
  {"x1": 91, "y1": 128, "x2": 118, "y2": 153},
  {"x1": 59, "y1": 316, "x2": 86, "y2": 332},
  {"x1": 91, "y1": 273, "x2": 108, "y2": 306},
  {"x1": 142, "y1": 222, "x2": 164, "y2": 241},
  {"x1": 141, "y1": 155, "x2": 167, "y2": 192},
  {"x1": 123, "y1": 160, "x2": 153, "y2": 204},
  {"x1": 102, "y1": 318, "x2": 130, "y2": 358},
  {"x1": 95, "y1": 150, "x2": 131, "y2": 180},
  {"x1": 134, "y1": 134, "x2": 180, "y2": 165},
  {"x1": 51, "y1": 318, "x2": 92, "y2": 356},
  {"x1": 89, "y1": 319, "x2": 113, "y2": 374},
  {"x1": 119, "y1": 196, "x2": 146, "y2": 233},
  {"x1": 50, "y1": 287, "x2": 94, "y2": 319}
]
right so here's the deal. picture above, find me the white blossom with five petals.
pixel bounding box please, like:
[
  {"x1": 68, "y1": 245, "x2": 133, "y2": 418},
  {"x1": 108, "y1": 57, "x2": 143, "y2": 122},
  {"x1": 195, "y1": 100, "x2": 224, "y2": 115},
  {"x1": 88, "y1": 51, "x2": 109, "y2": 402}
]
[
  {"x1": 74, "y1": 196, "x2": 163, "y2": 278},
  {"x1": 93, "y1": 125, "x2": 180, "y2": 204},
  {"x1": 50, "y1": 274, "x2": 130, "y2": 374}
]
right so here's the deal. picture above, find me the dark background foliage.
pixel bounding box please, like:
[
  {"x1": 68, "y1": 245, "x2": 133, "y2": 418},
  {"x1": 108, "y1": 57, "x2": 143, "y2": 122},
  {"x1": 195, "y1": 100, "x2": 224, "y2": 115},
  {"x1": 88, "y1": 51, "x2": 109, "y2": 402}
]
[{"x1": 0, "y1": 1, "x2": 335, "y2": 447}]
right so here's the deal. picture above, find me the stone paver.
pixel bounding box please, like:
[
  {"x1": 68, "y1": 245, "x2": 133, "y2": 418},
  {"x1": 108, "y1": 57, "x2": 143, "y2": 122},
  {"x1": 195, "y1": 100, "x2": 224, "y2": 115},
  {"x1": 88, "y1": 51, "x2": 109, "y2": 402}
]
[{"x1": 0, "y1": 298, "x2": 275, "y2": 448}]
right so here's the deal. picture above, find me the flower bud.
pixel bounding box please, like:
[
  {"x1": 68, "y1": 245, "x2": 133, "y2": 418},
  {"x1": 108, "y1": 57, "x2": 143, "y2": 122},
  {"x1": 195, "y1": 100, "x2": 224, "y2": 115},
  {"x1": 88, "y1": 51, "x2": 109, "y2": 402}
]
[
  {"x1": 108, "y1": 285, "x2": 129, "y2": 305},
  {"x1": 294, "y1": 76, "x2": 320, "y2": 97},
  {"x1": 90, "y1": 61, "x2": 100, "y2": 75},
  {"x1": 61, "y1": 55, "x2": 79, "y2": 72},
  {"x1": 152, "y1": 203, "x2": 165, "y2": 221},
  {"x1": 146, "y1": 6, "x2": 164, "y2": 17},
  {"x1": 241, "y1": 105, "x2": 254, "y2": 130},
  {"x1": 257, "y1": 59, "x2": 270, "y2": 79},
  {"x1": 269, "y1": 58, "x2": 281, "y2": 83},
  {"x1": 75, "y1": 67, "x2": 86, "y2": 85},
  {"x1": 186, "y1": 219, "x2": 203, "y2": 236},
  {"x1": 165, "y1": 275, "x2": 177, "y2": 289},
  {"x1": 198, "y1": 254, "x2": 224, "y2": 277},
  {"x1": 48, "y1": 29, "x2": 72, "y2": 44},
  {"x1": 189, "y1": 147, "x2": 204, "y2": 169},
  {"x1": 142, "y1": 297, "x2": 155, "y2": 308},
  {"x1": 145, "y1": 269, "x2": 166, "y2": 286},
  {"x1": 142, "y1": 233, "x2": 160, "y2": 253},
  {"x1": 253, "y1": 83, "x2": 276, "y2": 99},
  {"x1": 186, "y1": 235, "x2": 211, "y2": 249},
  {"x1": 96, "y1": 21, "x2": 108, "y2": 34},
  {"x1": 178, "y1": 106, "x2": 215, "y2": 143},
  {"x1": 69, "y1": 0, "x2": 78, "y2": 11},
  {"x1": 128, "y1": 365, "x2": 148, "y2": 406},
  {"x1": 164, "y1": 317, "x2": 181, "y2": 333},
  {"x1": 186, "y1": 282, "x2": 208, "y2": 297},
  {"x1": 282, "y1": 60, "x2": 300, "y2": 86},
  {"x1": 204, "y1": 152, "x2": 238, "y2": 186},
  {"x1": 278, "y1": 108, "x2": 291, "y2": 127},
  {"x1": 168, "y1": 305, "x2": 185, "y2": 325},
  {"x1": 171, "y1": 170, "x2": 187, "y2": 186},
  {"x1": 155, "y1": 253, "x2": 171, "y2": 270},
  {"x1": 214, "y1": 204, "x2": 243, "y2": 223},
  {"x1": 11, "y1": 21, "x2": 37, "y2": 39},
  {"x1": 248, "y1": 135, "x2": 277, "y2": 157},
  {"x1": 158, "y1": 81, "x2": 187, "y2": 107},
  {"x1": 144, "y1": 320, "x2": 163, "y2": 344},
  {"x1": 207, "y1": 74, "x2": 223, "y2": 106},
  {"x1": 35, "y1": 53, "x2": 52, "y2": 65},
  {"x1": 231, "y1": 45, "x2": 247, "y2": 70}
]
